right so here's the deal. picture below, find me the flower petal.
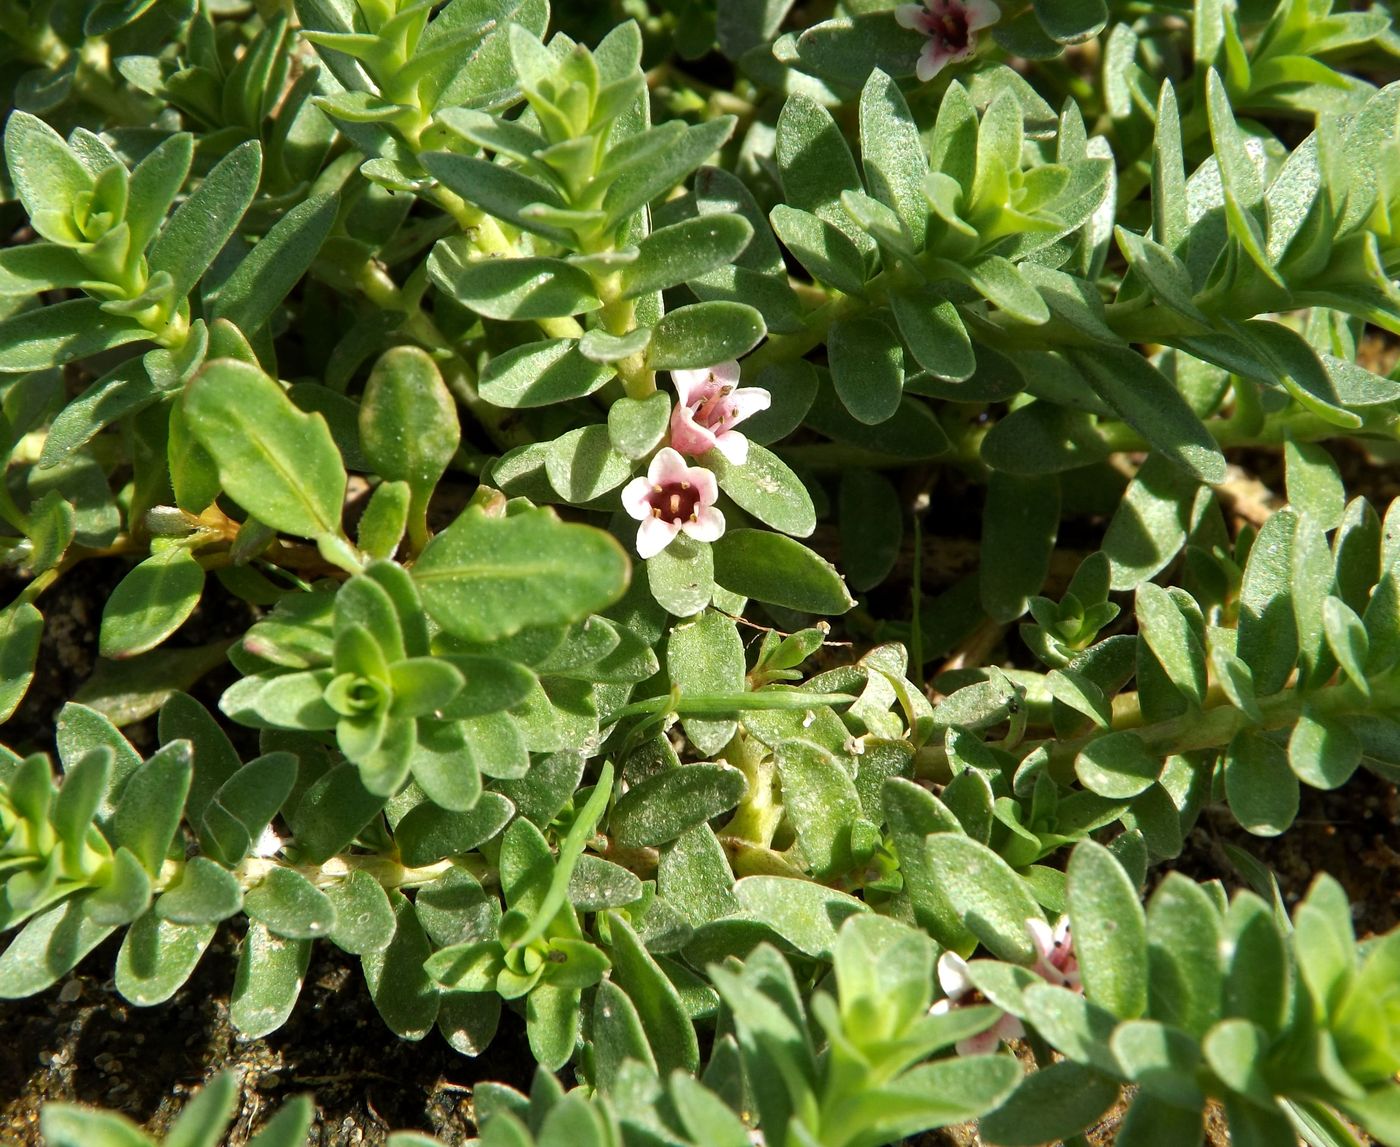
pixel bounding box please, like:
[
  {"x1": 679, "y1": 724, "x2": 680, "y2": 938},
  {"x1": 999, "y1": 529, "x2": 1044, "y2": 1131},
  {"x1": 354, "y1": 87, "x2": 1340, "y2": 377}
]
[
  {"x1": 683, "y1": 505, "x2": 726, "y2": 544},
  {"x1": 727, "y1": 386, "x2": 772, "y2": 421},
  {"x1": 649, "y1": 446, "x2": 692, "y2": 486},
  {"x1": 690, "y1": 464, "x2": 720, "y2": 505},
  {"x1": 636, "y1": 515, "x2": 679, "y2": 559},
  {"x1": 670, "y1": 407, "x2": 721, "y2": 457},
  {"x1": 936, "y1": 951, "x2": 973, "y2": 999},
  {"x1": 965, "y1": 0, "x2": 1001, "y2": 31},
  {"x1": 895, "y1": 3, "x2": 929, "y2": 30},
  {"x1": 1026, "y1": 916, "x2": 1055, "y2": 960},
  {"x1": 621, "y1": 476, "x2": 655, "y2": 521},
  {"x1": 916, "y1": 43, "x2": 951, "y2": 82},
  {"x1": 712, "y1": 429, "x2": 749, "y2": 465},
  {"x1": 670, "y1": 367, "x2": 713, "y2": 407}
]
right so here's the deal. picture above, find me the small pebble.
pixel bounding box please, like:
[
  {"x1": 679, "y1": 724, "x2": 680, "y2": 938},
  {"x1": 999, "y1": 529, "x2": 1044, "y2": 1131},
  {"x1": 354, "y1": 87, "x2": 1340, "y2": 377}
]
[{"x1": 58, "y1": 980, "x2": 82, "y2": 1003}]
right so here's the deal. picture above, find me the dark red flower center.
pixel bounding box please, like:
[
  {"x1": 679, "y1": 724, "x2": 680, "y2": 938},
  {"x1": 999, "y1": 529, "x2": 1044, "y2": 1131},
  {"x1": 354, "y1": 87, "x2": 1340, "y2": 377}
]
[
  {"x1": 933, "y1": 12, "x2": 971, "y2": 53},
  {"x1": 649, "y1": 481, "x2": 701, "y2": 524}
]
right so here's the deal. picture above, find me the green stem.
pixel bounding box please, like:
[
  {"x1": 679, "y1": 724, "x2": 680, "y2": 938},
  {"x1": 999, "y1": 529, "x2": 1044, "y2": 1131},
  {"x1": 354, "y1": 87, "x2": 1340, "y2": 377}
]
[
  {"x1": 717, "y1": 731, "x2": 785, "y2": 849},
  {"x1": 913, "y1": 670, "x2": 1391, "y2": 784}
]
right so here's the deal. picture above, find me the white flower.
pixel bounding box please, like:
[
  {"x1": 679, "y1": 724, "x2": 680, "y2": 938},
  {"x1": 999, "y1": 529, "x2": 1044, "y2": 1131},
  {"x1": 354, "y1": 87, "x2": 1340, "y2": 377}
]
[
  {"x1": 930, "y1": 915, "x2": 1082, "y2": 1055},
  {"x1": 1027, "y1": 914, "x2": 1081, "y2": 990},
  {"x1": 620, "y1": 447, "x2": 726, "y2": 559},
  {"x1": 668, "y1": 361, "x2": 771, "y2": 465},
  {"x1": 895, "y1": 0, "x2": 1001, "y2": 82},
  {"x1": 929, "y1": 950, "x2": 1026, "y2": 1055}
]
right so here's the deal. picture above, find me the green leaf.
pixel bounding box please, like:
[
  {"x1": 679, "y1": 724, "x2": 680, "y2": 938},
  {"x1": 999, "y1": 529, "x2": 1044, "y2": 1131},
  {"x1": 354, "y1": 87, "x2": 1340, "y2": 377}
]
[
  {"x1": 111, "y1": 740, "x2": 192, "y2": 876},
  {"x1": 646, "y1": 302, "x2": 766, "y2": 371},
  {"x1": 1069, "y1": 841, "x2": 1148, "y2": 1018},
  {"x1": 545, "y1": 426, "x2": 631, "y2": 503},
  {"x1": 413, "y1": 506, "x2": 629, "y2": 642},
  {"x1": 0, "y1": 896, "x2": 115, "y2": 998},
  {"x1": 422, "y1": 152, "x2": 569, "y2": 242},
  {"x1": 774, "y1": 738, "x2": 862, "y2": 878},
  {"x1": 243, "y1": 866, "x2": 337, "y2": 940},
  {"x1": 1135, "y1": 583, "x2": 1207, "y2": 707},
  {"x1": 608, "y1": 392, "x2": 670, "y2": 460},
  {"x1": 607, "y1": 912, "x2": 699, "y2": 1075},
  {"x1": 707, "y1": 443, "x2": 815, "y2": 537},
  {"x1": 828, "y1": 313, "x2": 904, "y2": 425},
  {"x1": 99, "y1": 547, "x2": 206, "y2": 658},
  {"x1": 775, "y1": 93, "x2": 865, "y2": 228},
  {"x1": 1289, "y1": 706, "x2": 1361, "y2": 790},
  {"x1": 1284, "y1": 440, "x2": 1346, "y2": 531},
  {"x1": 1224, "y1": 730, "x2": 1299, "y2": 837},
  {"x1": 39, "y1": 1107, "x2": 150, "y2": 1147},
  {"x1": 600, "y1": 116, "x2": 736, "y2": 227},
  {"x1": 359, "y1": 346, "x2": 460, "y2": 494},
  {"x1": 478, "y1": 339, "x2": 614, "y2": 408},
  {"x1": 1033, "y1": 0, "x2": 1107, "y2": 42},
  {"x1": 1068, "y1": 347, "x2": 1226, "y2": 484},
  {"x1": 712, "y1": 530, "x2": 854, "y2": 614},
  {"x1": 0, "y1": 601, "x2": 43, "y2": 722},
  {"x1": 978, "y1": 1060, "x2": 1121, "y2": 1146},
  {"x1": 966, "y1": 256, "x2": 1051, "y2": 325},
  {"x1": 611, "y1": 763, "x2": 746, "y2": 848},
  {"x1": 838, "y1": 469, "x2": 902, "y2": 592},
  {"x1": 622, "y1": 215, "x2": 754, "y2": 298},
  {"x1": 668, "y1": 609, "x2": 745, "y2": 757},
  {"x1": 646, "y1": 531, "x2": 715, "y2": 617},
  {"x1": 211, "y1": 192, "x2": 338, "y2": 335},
  {"x1": 149, "y1": 140, "x2": 262, "y2": 303},
  {"x1": 229, "y1": 922, "x2": 310, "y2": 1038},
  {"x1": 86, "y1": 846, "x2": 153, "y2": 926},
  {"x1": 396, "y1": 790, "x2": 514, "y2": 867},
  {"x1": 1076, "y1": 732, "x2": 1161, "y2": 798},
  {"x1": 0, "y1": 298, "x2": 149, "y2": 373},
  {"x1": 3, "y1": 112, "x2": 92, "y2": 234},
  {"x1": 115, "y1": 911, "x2": 216, "y2": 1006},
  {"x1": 734, "y1": 876, "x2": 867, "y2": 960},
  {"x1": 891, "y1": 287, "x2": 975, "y2": 382},
  {"x1": 769, "y1": 204, "x2": 869, "y2": 296},
  {"x1": 428, "y1": 248, "x2": 602, "y2": 320},
  {"x1": 1109, "y1": 1019, "x2": 1205, "y2": 1109},
  {"x1": 155, "y1": 857, "x2": 243, "y2": 925},
  {"x1": 925, "y1": 834, "x2": 1041, "y2": 962},
  {"x1": 859, "y1": 69, "x2": 927, "y2": 249},
  {"x1": 1237, "y1": 509, "x2": 1299, "y2": 695},
  {"x1": 1146, "y1": 873, "x2": 1222, "y2": 1038},
  {"x1": 1221, "y1": 893, "x2": 1290, "y2": 1033},
  {"x1": 125, "y1": 132, "x2": 194, "y2": 257},
  {"x1": 184, "y1": 359, "x2": 346, "y2": 540},
  {"x1": 1103, "y1": 456, "x2": 1201, "y2": 591}
]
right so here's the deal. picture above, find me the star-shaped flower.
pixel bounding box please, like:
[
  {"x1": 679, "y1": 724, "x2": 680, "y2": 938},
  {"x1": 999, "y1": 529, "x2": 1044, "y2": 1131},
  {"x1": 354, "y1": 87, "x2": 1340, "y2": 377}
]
[
  {"x1": 621, "y1": 447, "x2": 726, "y2": 559},
  {"x1": 895, "y1": 0, "x2": 1000, "y2": 82},
  {"x1": 669, "y1": 361, "x2": 771, "y2": 465}
]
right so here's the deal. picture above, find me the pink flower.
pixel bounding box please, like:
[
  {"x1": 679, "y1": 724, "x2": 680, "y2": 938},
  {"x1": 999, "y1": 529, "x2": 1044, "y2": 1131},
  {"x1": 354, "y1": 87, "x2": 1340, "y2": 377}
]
[
  {"x1": 930, "y1": 951, "x2": 1026, "y2": 1056},
  {"x1": 668, "y1": 361, "x2": 771, "y2": 465},
  {"x1": 895, "y1": 0, "x2": 1000, "y2": 82},
  {"x1": 931, "y1": 915, "x2": 1081, "y2": 1056},
  {"x1": 1027, "y1": 914, "x2": 1081, "y2": 990},
  {"x1": 621, "y1": 447, "x2": 726, "y2": 559}
]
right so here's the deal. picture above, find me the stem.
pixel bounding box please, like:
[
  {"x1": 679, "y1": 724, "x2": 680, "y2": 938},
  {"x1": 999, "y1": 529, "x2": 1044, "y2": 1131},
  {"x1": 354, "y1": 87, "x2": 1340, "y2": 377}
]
[
  {"x1": 913, "y1": 671, "x2": 1390, "y2": 784},
  {"x1": 157, "y1": 851, "x2": 493, "y2": 896},
  {"x1": 717, "y1": 731, "x2": 785, "y2": 848}
]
